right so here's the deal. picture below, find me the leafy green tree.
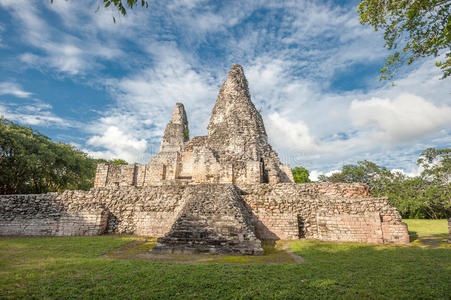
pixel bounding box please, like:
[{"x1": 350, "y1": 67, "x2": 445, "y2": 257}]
[
  {"x1": 318, "y1": 160, "x2": 391, "y2": 187},
  {"x1": 109, "y1": 159, "x2": 128, "y2": 165},
  {"x1": 417, "y1": 147, "x2": 450, "y2": 183},
  {"x1": 358, "y1": 0, "x2": 451, "y2": 80},
  {"x1": 292, "y1": 166, "x2": 311, "y2": 183},
  {"x1": 319, "y1": 154, "x2": 450, "y2": 219},
  {"x1": 0, "y1": 118, "x2": 103, "y2": 194}
]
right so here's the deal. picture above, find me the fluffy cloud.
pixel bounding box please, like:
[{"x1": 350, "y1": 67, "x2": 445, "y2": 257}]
[
  {"x1": 0, "y1": 0, "x2": 125, "y2": 76},
  {"x1": 86, "y1": 126, "x2": 148, "y2": 163},
  {"x1": 267, "y1": 112, "x2": 318, "y2": 153},
  {"x1": 350, "y1": 93, "x2": 451, "y2": 144},
  {"x1": 83, "y1": 43, "x2": 219, "y2": 163}
]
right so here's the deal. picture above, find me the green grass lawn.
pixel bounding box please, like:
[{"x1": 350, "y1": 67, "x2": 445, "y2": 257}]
[
  {"x1": 0, "y1": 220, "x2": 450, "y2": 299},
  {"x1": 404, "y1": 219, "x2": 449, "y2": 236}
]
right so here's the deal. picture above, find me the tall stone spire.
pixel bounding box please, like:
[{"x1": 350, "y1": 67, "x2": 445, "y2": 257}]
[
  {"x1": 160, "y1": 103, "x2": 189, "y2": 152},
  {"x1": 207, "y1": 64, "x2": 269, "y2": 161}
]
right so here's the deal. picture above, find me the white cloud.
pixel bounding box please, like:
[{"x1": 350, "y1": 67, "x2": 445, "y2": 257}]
[
  {"x1": 267, "y1": 112, "x2": 318, "y2": 153},
  {"x1": 0, "y1": 101, "x2": 72, "y2": 127},
  {"x1": 0, "y1": 82, "x2": 32, "y2": 98},
  {"x1": 86, "y1": 126, "x2": 148, "y2": 163},
  {"x1": 350, "y1": 93, "x2": 451, "y2": 143},
  {"x1": 1, "y1": 0, "x2": 125, "y2": 75},
  {"x1": 83, "y1": 42, "x2": 219, "y2": 163}
]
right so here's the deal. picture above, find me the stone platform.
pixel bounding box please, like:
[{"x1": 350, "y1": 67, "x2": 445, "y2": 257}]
[{"x1": 0, "y1": 183, "x2": 410, "y2": 247}]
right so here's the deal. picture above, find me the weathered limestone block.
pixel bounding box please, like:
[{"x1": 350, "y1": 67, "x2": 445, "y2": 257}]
[
  {"x1": 315, "y1": 212, "x2": 384, "y2": 244},
  {"x1": 94, "y1": 164, "x2": 109, "y2": 187},
  {"x1": 245, "y1": 161, "x2": 263, "y2": 184},
  {"x1": 135, "y1": 164, "x2": 147, "y2": 187},
  {"x1": 192, "y1": 147, "x2": 219, "y2": 183},
  {"x1": 381, "y1": 222, "x2": 410, "y2": 244},
  {"x1": 94, "y1": 164, "x2": 138, "y2": 188}
]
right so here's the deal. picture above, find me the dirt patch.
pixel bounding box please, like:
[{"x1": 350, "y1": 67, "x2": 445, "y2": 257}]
[{"x1": 104, "y1": 239, "x2": 305, "y2": 264}]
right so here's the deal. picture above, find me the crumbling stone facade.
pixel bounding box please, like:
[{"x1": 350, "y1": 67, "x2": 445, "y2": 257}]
[
  {"x1": 0, "y1": 64, "x2": 410, "y2": 253},
  {"x1": 94, "y1": 65, "x2": 293, "y2": 186},
  {"x1": 0, "y1": 183, "x2": 408, "y2": 245}
]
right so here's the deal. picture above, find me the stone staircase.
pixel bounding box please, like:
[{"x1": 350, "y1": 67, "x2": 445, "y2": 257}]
[{"x1": 152, "y1": 184, "x2": 263, "y2": 255}]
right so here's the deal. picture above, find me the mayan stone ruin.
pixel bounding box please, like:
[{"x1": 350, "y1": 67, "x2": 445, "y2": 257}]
[
  {"x1": 94, "y1": 65, "x2": 293, "y2": 187},
  {"x1": 0, "y1": 64, "x2": 410, "y2": 254}
]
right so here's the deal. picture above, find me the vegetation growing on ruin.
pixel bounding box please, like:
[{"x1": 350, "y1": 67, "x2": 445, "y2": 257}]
[{"x1": 0, "y1": 219, "x2": 449, "y2": 299}]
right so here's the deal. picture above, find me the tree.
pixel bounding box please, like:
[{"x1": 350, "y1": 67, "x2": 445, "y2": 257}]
[
  {"x1": 318, "y1": 160, "x2": 391, "y2": 188},
  {"x1": 0, "y1": 118, "x2": 107, "y2": 194},
  {"x1": 96, "y1": 158, "x2": 128, "y2": 165},
  {"x1": 292, "y1": 166, "x2": 311, "y2": 183},
  {"x1": 358, "y1": 0, "x2": 451, "y2": 80},
  {"x1": 318, "y1": 154, "x2": 450, "y2": 219},
  {"x1": 50, "y1": 0, "x2": 150, "y2": 22},
  {"x1": 417, "y1": 147, "x2": 450, "y2": 184}
]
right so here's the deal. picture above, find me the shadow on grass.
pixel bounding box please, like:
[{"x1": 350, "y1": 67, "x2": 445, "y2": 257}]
[
  {"x1": 408, "y1": 230, "x2": 418, "y2": 242},
  {"x1": 408, "y1": 230, "x2": 449, "y2": 247}
]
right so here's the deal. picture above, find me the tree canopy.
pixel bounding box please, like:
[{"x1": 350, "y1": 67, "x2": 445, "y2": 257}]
[
  {"x1": 0, "y1": 118, "x2": 125, "y2": 194},
  {"x1": 291, "y1": 166, "x2": 311, "y2": 183},
  {"x1": 358, "y1": 0, "x2": 451, "y2": 80},
  {"x1": 319, "y1": 151, "x2": 450, "y2": 219}
]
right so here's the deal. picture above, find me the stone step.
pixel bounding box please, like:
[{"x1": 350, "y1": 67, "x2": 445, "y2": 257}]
[{"x1": 152, "y1": 184, "x2": 263, "y2": 255}]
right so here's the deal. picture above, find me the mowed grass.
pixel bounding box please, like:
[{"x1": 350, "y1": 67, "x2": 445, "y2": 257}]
[
  {"x1": 404, "y1": 218, "x2": 449, "y2": 236},
  {"x1": 0, "y1": 220, "x2": 450, "y2": 299}
]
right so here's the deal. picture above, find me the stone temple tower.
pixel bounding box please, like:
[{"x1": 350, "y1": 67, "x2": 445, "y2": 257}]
[
  {"x1": 160, "y1": 103, "x2": 189, "y2": 153},
  {"x1": 206, "y1": 64, "x2": 293, "y2": 183},
  {"x1": 94, "y1": 64, "x2": 294, "y2": 187}
]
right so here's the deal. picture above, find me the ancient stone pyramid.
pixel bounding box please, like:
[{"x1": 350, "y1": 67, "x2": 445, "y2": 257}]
[{"x1": 152, "y1": 184, "x2": 263, "y2": 255}]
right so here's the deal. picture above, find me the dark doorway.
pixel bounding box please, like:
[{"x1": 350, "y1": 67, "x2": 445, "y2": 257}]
[{"x1": 297, "y1": 215, "x2": 306, "y2": 238}]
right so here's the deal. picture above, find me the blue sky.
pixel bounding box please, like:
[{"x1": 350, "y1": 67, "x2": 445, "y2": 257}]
[{"x1": 0, "y1": 0, "x2": 450, "y2": 179}]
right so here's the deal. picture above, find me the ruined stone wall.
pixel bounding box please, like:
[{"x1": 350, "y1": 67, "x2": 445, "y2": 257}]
[
  {"x1": 0, "y1": 194, "x2": 107, "y2": 236},
  {"x1": 238, "y1": 183, "x2": 408, "y2": 244},
  {"x1": 0, "y1": 183, "x2": 409, "y2": 244},
  {"x1": 94, "y1": 164, "x2": 138, "y2": 188},
  {"x1": 61, "y1": 186, "x2": 187, "y2": 234},
  {"x1": 0, "y1": 186, "x2": 187, "y2": 237}
]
